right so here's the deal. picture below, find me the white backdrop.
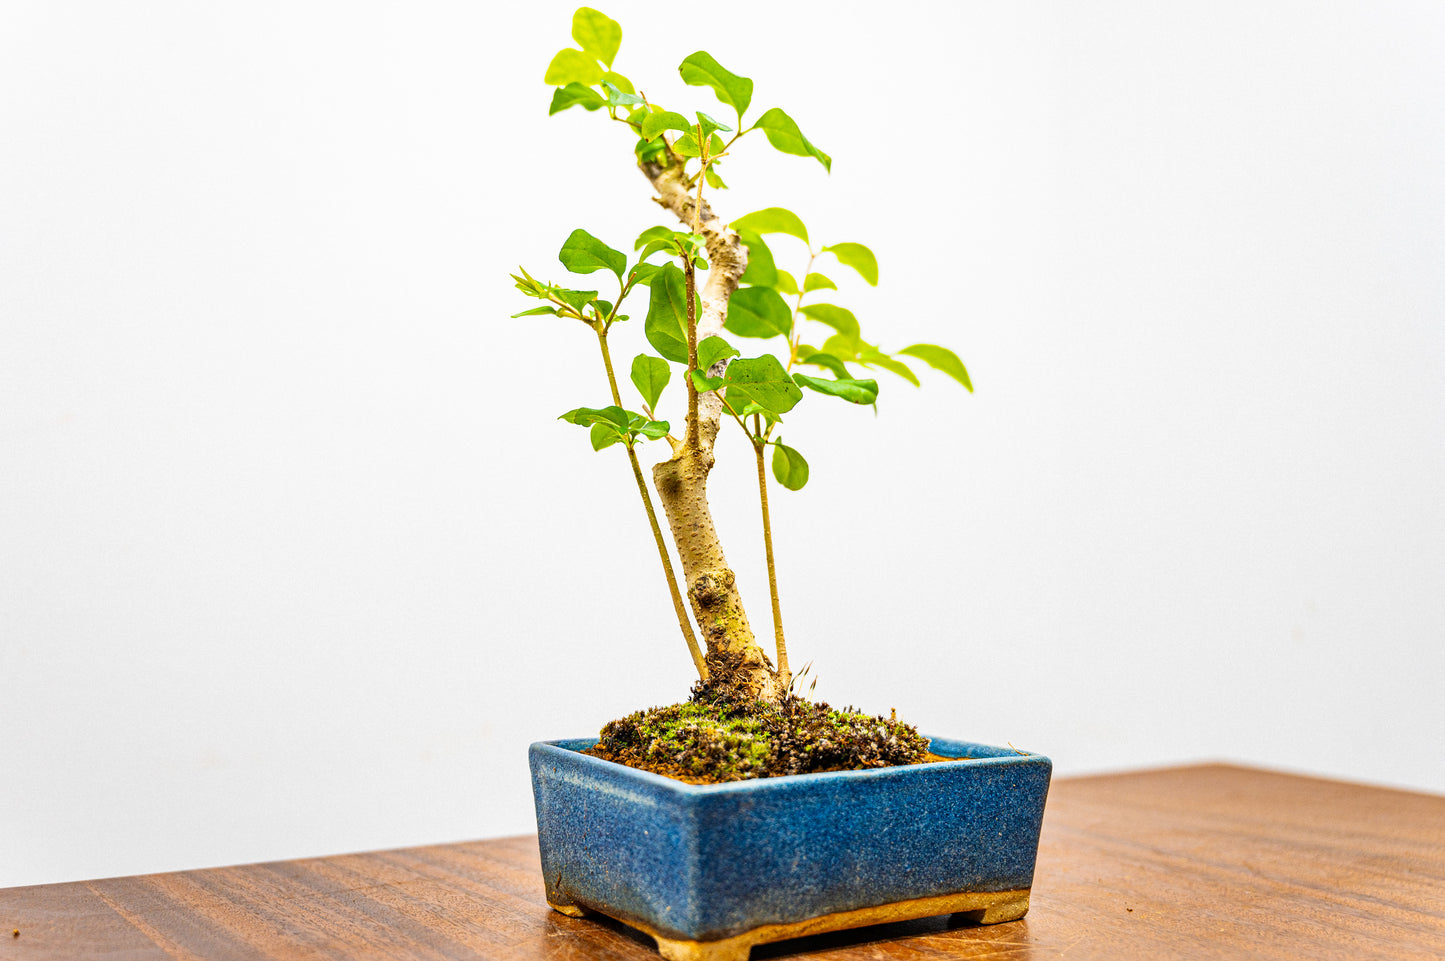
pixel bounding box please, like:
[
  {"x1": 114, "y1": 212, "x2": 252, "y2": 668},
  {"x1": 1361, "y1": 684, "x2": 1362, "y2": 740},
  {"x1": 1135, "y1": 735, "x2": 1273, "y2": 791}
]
[{"x1": 3, "y1": 1, "x2": 1443, "y2": 889}]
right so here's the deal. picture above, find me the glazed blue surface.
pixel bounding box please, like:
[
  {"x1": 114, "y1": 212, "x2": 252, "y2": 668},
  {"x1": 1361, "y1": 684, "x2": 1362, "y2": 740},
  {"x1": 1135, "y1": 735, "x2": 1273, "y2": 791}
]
[{"x1": 528, "y1": 735, "x2": 1052, "y2": 942}]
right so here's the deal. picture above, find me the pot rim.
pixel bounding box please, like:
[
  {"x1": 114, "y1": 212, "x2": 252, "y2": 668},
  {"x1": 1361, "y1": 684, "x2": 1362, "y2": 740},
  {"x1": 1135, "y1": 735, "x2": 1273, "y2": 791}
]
[{"x1": 530, "y1": 734, "x2": 1051, "y2": 797}]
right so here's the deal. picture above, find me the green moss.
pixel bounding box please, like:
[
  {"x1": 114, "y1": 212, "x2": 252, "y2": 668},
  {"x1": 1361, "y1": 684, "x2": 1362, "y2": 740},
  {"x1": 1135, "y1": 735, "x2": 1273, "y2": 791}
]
[{"x1": 591, "y1": 686, "x2": 930, "y2": 783}]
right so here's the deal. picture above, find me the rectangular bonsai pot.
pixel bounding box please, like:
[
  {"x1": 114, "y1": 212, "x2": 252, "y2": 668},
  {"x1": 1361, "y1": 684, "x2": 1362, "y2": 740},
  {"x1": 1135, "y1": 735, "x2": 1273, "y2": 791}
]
[{"x1": 528, "y1": 736, "x2": 1051, "y2": 961}]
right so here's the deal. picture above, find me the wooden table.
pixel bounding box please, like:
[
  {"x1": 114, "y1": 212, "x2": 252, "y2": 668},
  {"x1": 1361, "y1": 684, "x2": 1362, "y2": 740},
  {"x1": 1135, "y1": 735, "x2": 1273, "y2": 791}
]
[{"x1": 4, "y1": 764, "x2": 1443, "y2": 960}]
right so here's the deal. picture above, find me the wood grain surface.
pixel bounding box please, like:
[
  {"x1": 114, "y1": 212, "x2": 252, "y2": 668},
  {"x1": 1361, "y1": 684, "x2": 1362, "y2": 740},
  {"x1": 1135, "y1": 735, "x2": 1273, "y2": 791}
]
[{"x1": 3, "y1": 764, "x2": 1443, "y2": 960}]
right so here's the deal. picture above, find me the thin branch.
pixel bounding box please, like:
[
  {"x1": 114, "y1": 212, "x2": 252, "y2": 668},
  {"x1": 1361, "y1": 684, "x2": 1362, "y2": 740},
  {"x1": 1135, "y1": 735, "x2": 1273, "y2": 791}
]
[
  {"x1": 682, "y1": 259, "x2": 700, "y2": 451},
  {"x1": 595, "y1": 329, "x2": 707, "y2": 680},
  {"x1": 596, "y1": 328, "x2": 623, "y2": 405},
  {"x1": 785, "y1": 250, "x2": 817, "y2": 373},
  {"x1": 716, "y1": 391, "x2": 751, "y2": 439},
  {"x1": 754, "y1": 436, "x2": 790, "y2": 689}
]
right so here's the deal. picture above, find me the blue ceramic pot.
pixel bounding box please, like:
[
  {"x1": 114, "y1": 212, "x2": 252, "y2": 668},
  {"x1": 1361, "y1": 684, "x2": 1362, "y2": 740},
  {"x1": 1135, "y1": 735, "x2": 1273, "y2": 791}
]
[{"x1": 529, "y1": 735, "x2": 1051, "y2": 961}]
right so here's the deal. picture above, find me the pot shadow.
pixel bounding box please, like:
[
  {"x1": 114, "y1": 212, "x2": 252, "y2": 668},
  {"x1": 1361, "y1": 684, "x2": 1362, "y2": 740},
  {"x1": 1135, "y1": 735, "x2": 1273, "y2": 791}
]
[
  {"x1": 751, "y1": 913, "x2": 1035, "y2": 959},
  {"x1": 541, "y1": 909, "x2": 664, "y2": 958}
]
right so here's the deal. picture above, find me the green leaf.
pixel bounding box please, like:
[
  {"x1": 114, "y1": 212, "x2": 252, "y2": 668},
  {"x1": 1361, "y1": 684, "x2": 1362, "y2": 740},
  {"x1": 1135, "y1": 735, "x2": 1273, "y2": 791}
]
[
  {"x1": 773, "y1": 269, "x2": 799, "y2": 296},
  {"x1": 696, "y1": 111, "x2": 732, "y2": 139},
  {"x1": 689, "y1": 368, "x2": 724, "y2": 393},
  {"x1": 799, "y1": 304, "x2": 860, "y2": 344},
  {"x1": 798, "y1": 350, "x2": 851, "y2": 379},
  {"x1": 676, "y1": 231, "x2": 706, "y2": 257},
  {"x1": 793, "y1": 372, "x2": 879, "y2": 405},
  {"x1": 751, "y1": 107, "x2": 831, "y2": 171},
  {"x1": 556, "y1": 288, "x2": 598, "y2": 311},
  {"x1": 644, "y1": 263, "x2": 695, "y2": 364},
  {"x1": 861, "y1": 352, "x2": 919, "y2": 387},
  {"x1": 558, "y1": 405, "x2": 632, "y2": 429},
  {"x1": 634, "y1": 225, "x2": 673, "y2": 250},
  {"x1": 630, "y1": 354, "x2": 670, "y2": 410},
  {"x1": 628, "y1": 261, "x2": 662, "y2": 286},
  {"x1": 636, "y1": 229, "x2": 703, "y2": 265},
  {"x1": 630, "y1": 417, "x2": 670, "y2": 441},
  {"x1": 511, "y1": 305, "x2": 559, "y2": 318},
  {"x1": 732, "y1": 207, "x2": 808, "y2": 245},
  {"x1": 821, "y1": 242, "x2": 878, "y2": 285},
  {"x1": 696, "y1": 335, "x2": 739, "y2": 371},
  {"x1": 510, "y1": 266, "x2": 555, "y2": 298},
  {"x1": 630, "y1": 355, "x2": 667, "y2": 407},
  {"x1": 722, "y1": 354, "x2": 802, "y2": 415},
  {"x1": 709, "y1": 132, "x2": 726, "y2": 155},
  {"x1": 558, "y1": 228, "x2": 626, "y2": 279},
  {"x1": 803, "y1": 272, "x2": 836, "y2": 292},
  {"x1": 561, "y1": 405, "x2": 668, "y2": 448},
  {"x1": 703, "y1": 163, "x2": 727, "y2": 190},
  {"x1": 601, "y1": 82, "x2": 643, "y2": 107},
  {"x1": 725, "y1": 286, "x2": 791, "y2": 339},
  {"x1": 647, "y1": 231, "x2": 708, "y2": 271},
  {"x1": 899, "y1": 344, "x2": 973, "y2": 391},
  {"x1": 636, "y1": 239, "x2": 674, "y2": 263},
  {"x1": 590, "y1": 422, "x2": 625, "y2": 450},
  {"x1": 673, "y1": 131, "x2": 701, "y2": 157},
  {"x1": 571, "y1": 7, "x2": 622, "y2": 68},
  {"x1": 821, "y1": 333, "x2": 859, "y2": 360},
  {"x1": 642, "y1": 110, "x2": 692, "y2": 142},
  {"x1": 771, "y1": 440, "x2": 809, "y2": 491},
  {"x1": 601, "y1": 70, "x2": 635, "y2": 94},
  {"x1": 549, "y1": 83, "x2": 606, "y2": 115},
  {"x1": 635, "y1": 136, "x2": 668, "y2": 165},
  {"x1": 560, "y1": 405, "x2": 631, "y2": 450},
  {"x1": 737, "y1": 231, "x2": 777, "y2": 287},
  {"x1": 678, "y1": 51, "x2": 753, "y2": 122},
  {"x1": 636, "y1": 227, "x2": 703, "y2": 265},
  {"x1": 544, "y1": 48, "x2": 603, "y2": 87}
]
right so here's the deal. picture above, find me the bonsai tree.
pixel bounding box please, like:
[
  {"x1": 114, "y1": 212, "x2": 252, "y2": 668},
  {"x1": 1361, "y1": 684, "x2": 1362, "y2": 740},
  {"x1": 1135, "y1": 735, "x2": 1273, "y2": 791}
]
[{"x1": 512, "y1": 7, "x2": 972, "y2": 710}]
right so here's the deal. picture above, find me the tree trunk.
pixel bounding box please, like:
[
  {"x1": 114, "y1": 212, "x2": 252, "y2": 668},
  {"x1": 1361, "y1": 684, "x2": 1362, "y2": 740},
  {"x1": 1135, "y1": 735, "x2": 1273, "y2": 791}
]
[
  {"x1": 652, "y1": 448, "x2": 778, "y2": 700},
  {"x1": 642, "y1": 157, "x2": 781, "y2": 701}
]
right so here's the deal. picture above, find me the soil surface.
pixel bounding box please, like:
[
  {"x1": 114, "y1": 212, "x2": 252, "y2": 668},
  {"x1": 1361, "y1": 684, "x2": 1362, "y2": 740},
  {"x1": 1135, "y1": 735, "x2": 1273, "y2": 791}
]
[{"x1": 584, "y1": 683, "x2": 946, "y2": 784}]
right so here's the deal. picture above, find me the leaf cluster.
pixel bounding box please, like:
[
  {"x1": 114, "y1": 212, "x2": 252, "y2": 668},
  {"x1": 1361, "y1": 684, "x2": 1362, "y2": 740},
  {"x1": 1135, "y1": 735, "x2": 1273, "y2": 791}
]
[
  {"x1": 696, "y1": 206, "x2": 971, "y2": 488},
  {"x1": 523, "y1": 9, "x2": 975, "y2": 497},
  {"x1": 543, "y1": 7, "x2": 829, "y2": 186},
  {"x1": 558, "y1": 405, "x2": 669, "y2": 451}
]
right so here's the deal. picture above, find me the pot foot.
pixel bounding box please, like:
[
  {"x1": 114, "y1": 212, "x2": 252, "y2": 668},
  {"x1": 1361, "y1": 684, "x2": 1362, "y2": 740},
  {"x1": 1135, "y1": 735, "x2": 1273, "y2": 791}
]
[
  {"x1": 654, "y1": 936, "x2": 750, "y2": 961},
  {"x1": 547, "y1": 900, "x2": 587, "y2": 918},
  {"x1": 563, "y1": 888, "x2": 1031, "y2": 959},
  {"x1": 953, "y1": 893, "x2": 1031, "y2": 925}
]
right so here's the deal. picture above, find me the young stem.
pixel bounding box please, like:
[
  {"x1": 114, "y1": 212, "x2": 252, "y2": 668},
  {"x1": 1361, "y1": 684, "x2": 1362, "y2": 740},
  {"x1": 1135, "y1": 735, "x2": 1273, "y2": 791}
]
[
  {"x1": 786, "y1": 251, "x2": 817, "y2": 372},
  {"x1": 595, "y1": 328, "x2": 708, "y2": 681},
  {"x1": 683, "y1": 260, "x2": 700, "y2": 450},
  {"x1": 595, "y1": 324, "x2": 623, "y2": 402},
  {"x1": 753, "y1": 430, "x2": 790, "y2": 690},
  {"x1": 693, "y1": 123, "x2": 707, "y2": 235}
]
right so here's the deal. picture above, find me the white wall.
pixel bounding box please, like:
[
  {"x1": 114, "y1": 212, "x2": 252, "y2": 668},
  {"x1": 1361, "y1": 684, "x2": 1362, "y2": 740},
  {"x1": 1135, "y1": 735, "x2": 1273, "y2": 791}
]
[{"x1": 3, "y1": 1, "x2": 1442, "y2": 888}]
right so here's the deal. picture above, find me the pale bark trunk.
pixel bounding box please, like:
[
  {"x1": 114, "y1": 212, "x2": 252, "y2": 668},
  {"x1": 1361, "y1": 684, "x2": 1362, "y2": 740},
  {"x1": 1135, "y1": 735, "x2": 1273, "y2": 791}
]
[{"x1": 642, "y1": 158, "x2": 780, "y2": 701}]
